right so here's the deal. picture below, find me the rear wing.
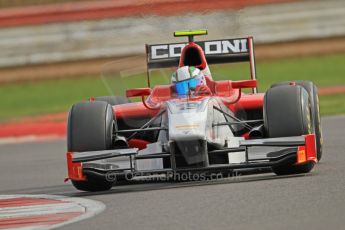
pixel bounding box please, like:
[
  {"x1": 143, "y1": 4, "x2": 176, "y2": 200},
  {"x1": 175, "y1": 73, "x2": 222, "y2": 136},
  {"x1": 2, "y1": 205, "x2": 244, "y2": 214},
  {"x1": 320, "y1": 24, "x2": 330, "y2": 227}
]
[{"x1": 145, "y1": 37, "x2": 257, "y2": 92}]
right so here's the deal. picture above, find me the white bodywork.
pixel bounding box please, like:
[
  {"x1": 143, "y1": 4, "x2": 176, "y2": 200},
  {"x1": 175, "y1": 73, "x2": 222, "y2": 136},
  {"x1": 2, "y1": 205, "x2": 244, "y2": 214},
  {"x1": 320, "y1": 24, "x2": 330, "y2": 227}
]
[
  {"x1": 136, "y1": 142, "x2": 164, "y2": 171},
  {"x1": 167, "y1": 98, "x2": 233, "y2": 146}
]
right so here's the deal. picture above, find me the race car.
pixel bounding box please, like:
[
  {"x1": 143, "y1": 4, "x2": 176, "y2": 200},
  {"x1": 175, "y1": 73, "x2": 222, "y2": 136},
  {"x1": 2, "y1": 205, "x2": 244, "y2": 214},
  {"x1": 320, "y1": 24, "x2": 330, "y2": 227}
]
[{"x1": 65, "y1": 29, "x2": 323, "y2": 192}]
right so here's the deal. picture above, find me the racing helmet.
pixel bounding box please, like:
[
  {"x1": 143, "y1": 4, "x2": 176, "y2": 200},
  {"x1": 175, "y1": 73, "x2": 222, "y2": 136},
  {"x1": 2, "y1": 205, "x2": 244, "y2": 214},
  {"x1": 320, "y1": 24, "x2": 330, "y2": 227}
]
[{"x1": 171, "y1": 66, "x2": 206, "y2": 96}]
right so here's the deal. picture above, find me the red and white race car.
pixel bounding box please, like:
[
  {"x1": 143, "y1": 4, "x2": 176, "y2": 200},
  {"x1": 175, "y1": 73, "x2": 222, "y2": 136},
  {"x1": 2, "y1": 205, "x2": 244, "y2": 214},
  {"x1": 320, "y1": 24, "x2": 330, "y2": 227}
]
[{"x1": 65, "y1": 30, "x2": 322, "y2": 191}]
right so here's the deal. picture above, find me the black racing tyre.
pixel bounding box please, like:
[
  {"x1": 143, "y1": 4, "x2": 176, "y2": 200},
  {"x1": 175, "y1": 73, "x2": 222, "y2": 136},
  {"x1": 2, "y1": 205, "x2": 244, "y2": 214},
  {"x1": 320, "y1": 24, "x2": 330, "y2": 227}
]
[
  {"x1": 67, "y1": 101, "x2": 114, "y2": 152},
  {"x1": 264, "y1": 85, "x2": 315, "y2": 175},
  {"x1": 71, "y1": 175, "x2": 113, "y2": 192},
  {"x1": 271, "y1": 81, "x2": 323, "y2": 160},
  {"x1": 67, "y1": 101, "x2": 114, "y2": 191},
  {"x1": 95, "y1": 96, "x2": 130, "y2": 106}
]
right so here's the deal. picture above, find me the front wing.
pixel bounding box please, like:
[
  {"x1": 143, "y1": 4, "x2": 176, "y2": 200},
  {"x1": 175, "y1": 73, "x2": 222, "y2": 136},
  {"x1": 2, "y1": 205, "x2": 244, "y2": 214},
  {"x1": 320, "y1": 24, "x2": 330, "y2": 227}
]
[{"x1": 66, "y1": 134, "x2": 317, "y2": 181}]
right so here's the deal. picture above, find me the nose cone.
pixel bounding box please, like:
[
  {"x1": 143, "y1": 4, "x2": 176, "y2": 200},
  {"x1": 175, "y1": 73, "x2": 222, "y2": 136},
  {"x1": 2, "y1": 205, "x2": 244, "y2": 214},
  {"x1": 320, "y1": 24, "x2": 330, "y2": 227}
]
[{"x1": 169, "y1": 113, "x2": 207, "y2": 142}]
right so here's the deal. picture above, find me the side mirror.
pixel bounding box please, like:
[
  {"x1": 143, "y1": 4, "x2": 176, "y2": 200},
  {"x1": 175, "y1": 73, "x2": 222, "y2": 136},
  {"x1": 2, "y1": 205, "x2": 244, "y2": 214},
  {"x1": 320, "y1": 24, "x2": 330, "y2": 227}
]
[
  {"x1": 126, "y1": 88, "x2": 151, "y2": 98},
  {"x1": 232, "y1": 80, "x2": 257, "y2": 89}
]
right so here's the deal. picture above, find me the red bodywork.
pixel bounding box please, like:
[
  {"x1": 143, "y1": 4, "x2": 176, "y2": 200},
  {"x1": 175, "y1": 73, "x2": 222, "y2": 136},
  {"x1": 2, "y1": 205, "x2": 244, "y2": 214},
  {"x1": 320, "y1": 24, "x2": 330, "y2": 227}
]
[
  {"x1": 66, "y1": 152, "x2": 86, "y2": 181},
  {"x1": 114, "y1": 85, "x2": 264, "y2": 119}
]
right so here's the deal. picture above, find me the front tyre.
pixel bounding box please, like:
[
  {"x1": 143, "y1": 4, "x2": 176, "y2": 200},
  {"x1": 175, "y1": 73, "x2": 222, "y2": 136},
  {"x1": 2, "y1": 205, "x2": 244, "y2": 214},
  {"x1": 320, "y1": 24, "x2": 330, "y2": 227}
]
[
  {"x1": 71, "y1": 175, "x2": 113, "y2": 192},
  {"x1": 271, "y1": 81, "x2": 323, "y2": 160},
  {"x1": 264, "y1": 85, "x2": 315, "y2": 175},
  {"x1": 67, "y1": 101, "x2": 114, "y2": 191}
]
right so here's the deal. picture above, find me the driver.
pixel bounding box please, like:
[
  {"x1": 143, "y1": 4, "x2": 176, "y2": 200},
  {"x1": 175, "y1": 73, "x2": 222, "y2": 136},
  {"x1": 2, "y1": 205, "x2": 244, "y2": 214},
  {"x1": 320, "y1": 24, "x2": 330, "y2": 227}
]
[{"x1": 171, "y1": 66, "x2": 211, "y2": 96}]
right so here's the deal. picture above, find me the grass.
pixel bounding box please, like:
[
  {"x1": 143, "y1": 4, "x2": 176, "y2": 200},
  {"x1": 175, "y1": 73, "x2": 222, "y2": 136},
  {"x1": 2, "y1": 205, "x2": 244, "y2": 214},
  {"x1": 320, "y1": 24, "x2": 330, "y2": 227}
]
[
  {"x1": 0, "y1": 53, "x2": 344, "y2": 121},
  {"x1": 211, "y1": 53, "x2": 345, "y2": 89},
  {"x1": 319, "y1": 94, "x2": 345, "y2": 115}
]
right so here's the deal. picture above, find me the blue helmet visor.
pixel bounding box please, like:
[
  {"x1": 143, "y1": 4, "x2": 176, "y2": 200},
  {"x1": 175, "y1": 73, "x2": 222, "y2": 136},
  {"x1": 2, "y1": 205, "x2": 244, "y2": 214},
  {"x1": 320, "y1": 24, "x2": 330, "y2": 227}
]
[{"x1": 175, "y1": 77, "x2": 199, "y2": 96}]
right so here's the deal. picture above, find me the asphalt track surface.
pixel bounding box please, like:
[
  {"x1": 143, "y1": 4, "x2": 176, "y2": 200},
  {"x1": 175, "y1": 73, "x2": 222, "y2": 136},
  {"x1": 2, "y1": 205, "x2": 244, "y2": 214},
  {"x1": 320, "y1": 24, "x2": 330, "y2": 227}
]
[{"x1": 0, "y1": 116, "x2": 344, "y2": 230}]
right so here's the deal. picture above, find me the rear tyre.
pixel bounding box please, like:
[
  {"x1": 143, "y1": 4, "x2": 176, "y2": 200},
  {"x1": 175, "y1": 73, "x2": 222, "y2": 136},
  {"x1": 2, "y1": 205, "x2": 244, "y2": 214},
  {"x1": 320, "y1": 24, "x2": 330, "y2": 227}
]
[
  {"x1": 67, "y1": 101, "x2": 114, "y2": 191},
  {"x1": 271, "y1": 81, "x2": 323, "y2": 160},
  {"x1": 264, "y1": 85, "x2": 315, "y2": 175}
]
